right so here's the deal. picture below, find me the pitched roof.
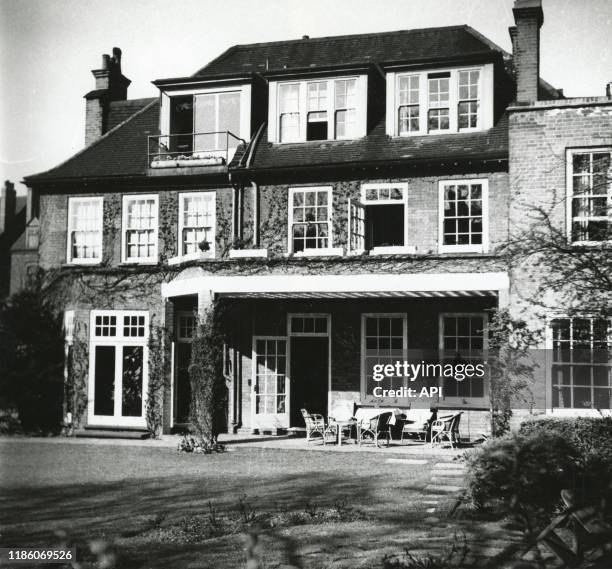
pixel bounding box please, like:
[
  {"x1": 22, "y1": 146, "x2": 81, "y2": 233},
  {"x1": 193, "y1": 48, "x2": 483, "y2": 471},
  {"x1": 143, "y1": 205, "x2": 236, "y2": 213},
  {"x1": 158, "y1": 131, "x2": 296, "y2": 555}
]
[
  {"x1": 107, "y1": 97, "x2": 156, "y2": 131},
  {"x1": 195, "y1": 25, "x2": 504, "y2": 77},
  {"x1": 26, "y1": 98, "x2": 159, "y2": 183}
]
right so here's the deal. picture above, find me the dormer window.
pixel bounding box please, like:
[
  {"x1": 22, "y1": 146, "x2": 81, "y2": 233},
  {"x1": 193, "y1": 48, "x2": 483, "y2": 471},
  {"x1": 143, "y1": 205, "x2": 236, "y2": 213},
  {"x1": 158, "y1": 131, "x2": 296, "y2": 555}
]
[
  {"x1": 386, "y1": 64, "x2": 492, "y2": 137},
  {"x1": 270, "y1": 76, "x2": 367, "y2": 143}
]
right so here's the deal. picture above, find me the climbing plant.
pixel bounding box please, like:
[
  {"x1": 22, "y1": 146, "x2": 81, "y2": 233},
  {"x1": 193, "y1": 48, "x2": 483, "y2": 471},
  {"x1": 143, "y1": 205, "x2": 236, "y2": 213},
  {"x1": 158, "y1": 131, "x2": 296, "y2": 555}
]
[{"x1": 146, "y1": 321, "x2": 170, "y2": 438}]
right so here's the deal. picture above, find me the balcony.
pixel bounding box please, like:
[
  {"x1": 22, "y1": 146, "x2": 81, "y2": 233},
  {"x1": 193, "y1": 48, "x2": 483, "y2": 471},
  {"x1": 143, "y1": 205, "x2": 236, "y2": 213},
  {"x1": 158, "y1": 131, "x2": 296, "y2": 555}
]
[{"x1": 148, "y1": 131, "x2": 244, "y2": 170}]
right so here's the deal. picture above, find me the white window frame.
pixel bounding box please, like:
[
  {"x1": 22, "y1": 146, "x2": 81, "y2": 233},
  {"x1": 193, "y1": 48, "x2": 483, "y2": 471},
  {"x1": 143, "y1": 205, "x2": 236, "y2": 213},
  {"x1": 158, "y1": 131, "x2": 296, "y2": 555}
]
[
  {"x1": 177, "y1": 191, "x2": 216, "y2": 261},
  {"x1": 270, "y1": 76, "x2": 367, "y2": 143},
  {"x1": 566, "y1": 147, "x2": 612, "y2": 246},
  {"x1": 545, "y1": 316, "x2": 612, "y2": 415},
  {"x1": 66, "y1": 196, "x2": 103, "y2": 265},
  {"x1": 121, "y1": 194, "x2": 159, "y2": 264},
  {"x1": 360, "y1": 182, "x2": 411, "y2": 255},
  {"x1": 288, "y1": 186, "x2": 340, "y2": 256},
  {"x1": 387, "y1": 64, "x2": 492, "y2": 137},
  {"x1": 438, "y1": 179, "x2": 489, "y2": 254},
  {"x1": 439, "y1": 312, "x2": 489, "y2": 406},
  {"x1": 360, "y1": 312, "x2": 408, "y2": 403},
  {"x1": 88, "y1": 309, "x2": 149, "y2": 428}
]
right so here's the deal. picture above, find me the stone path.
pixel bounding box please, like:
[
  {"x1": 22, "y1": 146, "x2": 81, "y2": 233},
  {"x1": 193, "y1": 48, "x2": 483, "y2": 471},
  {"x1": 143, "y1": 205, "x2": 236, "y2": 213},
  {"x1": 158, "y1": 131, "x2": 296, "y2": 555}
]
[{"x1": 421, "y1": 458, "x2": 466, "y2": 520}]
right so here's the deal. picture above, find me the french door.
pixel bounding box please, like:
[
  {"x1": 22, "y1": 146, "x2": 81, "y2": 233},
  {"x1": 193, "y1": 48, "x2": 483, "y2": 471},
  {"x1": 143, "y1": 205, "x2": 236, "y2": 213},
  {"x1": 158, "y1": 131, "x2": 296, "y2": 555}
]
[
  {"x1": 88, "y1": 310, "x2": 149, "y2": 428},
  {"x1": 251, "y1": 337, "x2": 288, "y2": 430}
]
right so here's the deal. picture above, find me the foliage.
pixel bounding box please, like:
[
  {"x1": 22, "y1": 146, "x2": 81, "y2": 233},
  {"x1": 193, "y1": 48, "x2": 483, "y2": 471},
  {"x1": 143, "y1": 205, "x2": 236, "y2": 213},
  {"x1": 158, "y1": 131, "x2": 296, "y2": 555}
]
[
  {"x1": 381, "y1": 535, "x2": 469, "y2": 569},
  {"x1": 485, "y1": 308, "x2": 542, "y2": 437},
  {"x1": 146, "y1": 322, "x2": 170, "y2": 438},
  {"x1": 0, "y1": 290, "x2": 65, "y2": 433},
  {"x1": 465, "y1": 431, "x2": 578, "y2": 533},
  {"x1": 519, "y1": 417, "x2": 612, "y2": 500},
  {"x1": 188, "y1": 300, "x2": 227, "y2": 450},
  {"x1": 64, "y1": 322, "x2": 89, "y2": 433}
]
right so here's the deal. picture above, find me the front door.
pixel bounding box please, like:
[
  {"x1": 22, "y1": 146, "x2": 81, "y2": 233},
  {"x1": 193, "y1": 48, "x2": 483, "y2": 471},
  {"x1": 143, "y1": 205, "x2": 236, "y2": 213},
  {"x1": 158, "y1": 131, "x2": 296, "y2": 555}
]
[
  {"x1": 88, "y1": 311, "x2": 149, "y2": 428},
  {"x1": 289, "y1": 336, "x2": 329, "y2": 427}
]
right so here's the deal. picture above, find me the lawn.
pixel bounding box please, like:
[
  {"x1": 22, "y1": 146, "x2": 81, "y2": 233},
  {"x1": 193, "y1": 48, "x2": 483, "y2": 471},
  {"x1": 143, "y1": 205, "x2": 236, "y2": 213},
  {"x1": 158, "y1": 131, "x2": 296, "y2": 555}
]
[{"x1": 0, "y1": 440, "x2": 519, "y2": 569}]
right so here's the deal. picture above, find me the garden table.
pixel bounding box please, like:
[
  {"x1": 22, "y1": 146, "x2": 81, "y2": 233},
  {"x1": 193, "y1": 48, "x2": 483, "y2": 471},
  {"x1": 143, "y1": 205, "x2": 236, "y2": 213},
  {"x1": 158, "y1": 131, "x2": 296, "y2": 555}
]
[{"x1": 334, "y1": 419, "x2": 357, "y2": 446}]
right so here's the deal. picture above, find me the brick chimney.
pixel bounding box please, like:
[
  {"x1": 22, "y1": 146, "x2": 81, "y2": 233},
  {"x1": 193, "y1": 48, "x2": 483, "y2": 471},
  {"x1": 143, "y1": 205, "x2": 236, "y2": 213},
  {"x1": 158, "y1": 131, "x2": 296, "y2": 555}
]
[
  {"x1": 509, "y1": 0, "x2": 543, "y2": 103},
  {"x1": 84, "y1": 47, "x2": 131, "y2": 146}
]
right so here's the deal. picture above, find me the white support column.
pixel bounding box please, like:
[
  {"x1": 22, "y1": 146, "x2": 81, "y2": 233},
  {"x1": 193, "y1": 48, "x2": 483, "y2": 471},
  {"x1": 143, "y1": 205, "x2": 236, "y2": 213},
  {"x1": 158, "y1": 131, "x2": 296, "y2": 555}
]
[{"x1": 197, "y1": 290, "x2": 215, "y2": 320}]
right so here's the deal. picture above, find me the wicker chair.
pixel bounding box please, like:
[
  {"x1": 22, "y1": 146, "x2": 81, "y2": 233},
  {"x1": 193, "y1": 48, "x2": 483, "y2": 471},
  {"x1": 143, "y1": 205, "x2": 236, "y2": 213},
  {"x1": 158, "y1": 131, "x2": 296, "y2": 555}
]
[
  {"x1": 357, "y1": 412, "x2": 391, "y2": 448},
  {"x1": 430, "y1": 412, "x2": 463, "y2": 448},
  {"x1": 301, "y1": 408, "x2": 331, "y2": 444}
]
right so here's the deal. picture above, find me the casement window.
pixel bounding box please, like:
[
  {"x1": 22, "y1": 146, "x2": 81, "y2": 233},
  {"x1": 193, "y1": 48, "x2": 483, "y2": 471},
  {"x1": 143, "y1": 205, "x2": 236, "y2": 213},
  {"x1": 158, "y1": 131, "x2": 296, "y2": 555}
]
[
  {"x1": 362, "y1": 314, "x2": 408, "y2": 398},
  {"x1": 428, "y1": 73, "x2": 450, "y2": 132},
  {"x1": 253, "y1": 337, "x2": 287, "y2": 415},
  {"x1": 566, "y1": 149, "x2": 611, "y2": 244},
  {"x1": 388, "y1": 65, "x2": 491, "y2": 137},
  {"x1": 439, "y1": 179, "x2": 488, "y2": 253},
  {"x1": 88, "y1": 310, "x2": 149, "y2": 427},
  {"x1": 178, "y1": 192, "x2": 215, "y2": 259},
  {"x1": 549, "y1": 318, "x2": 612, "y2": 410},
  {"x1": 272, "y1": 76, "x2": 367, "y2": 143},
  {"x1": 458, "y1": 70, "x2": 480, "y2": 129},
  {"x1": 348, "y1": 183, "x2": 411, "y2": 255},
  {"x1": 122, "y1": 195, "x2": 159, "y2": 263},
  {"x1": 439, "y1": 313, "x2": 487, "y2": 401},
  {"x1": 288, "y1": 187, "x2": 333, "y2": 254},
  {"x1": 398, "y1": 75, "x2": 420, "y2": 134},
  {"x1": 67, "y1": 197, "x2": 103, "y2": 264}
]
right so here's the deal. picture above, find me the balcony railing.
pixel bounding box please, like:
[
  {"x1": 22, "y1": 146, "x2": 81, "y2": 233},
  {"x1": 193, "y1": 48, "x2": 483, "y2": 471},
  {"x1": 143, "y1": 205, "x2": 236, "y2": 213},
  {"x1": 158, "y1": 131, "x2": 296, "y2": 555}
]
[{"x1": 148, "y1": 131, "x2": 245, "y2": 169}]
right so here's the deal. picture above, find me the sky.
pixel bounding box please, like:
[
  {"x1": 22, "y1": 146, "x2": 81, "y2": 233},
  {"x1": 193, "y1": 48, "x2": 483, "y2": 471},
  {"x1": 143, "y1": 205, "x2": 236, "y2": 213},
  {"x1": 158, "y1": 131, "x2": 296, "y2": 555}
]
[{"x1": 1, "y1": 0, "x2": 611, "y2": 195}]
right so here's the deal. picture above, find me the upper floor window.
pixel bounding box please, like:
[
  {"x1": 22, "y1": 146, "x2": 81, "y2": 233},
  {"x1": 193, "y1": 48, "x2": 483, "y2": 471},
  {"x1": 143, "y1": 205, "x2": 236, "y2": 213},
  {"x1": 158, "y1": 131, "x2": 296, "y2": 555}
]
[
  {"x1": 288, "y1": 187, "x2": 332, "y2": 253},
  {"x1": 388, "y1": 65, "x2": 491, "y2": 137},
  {"x1": 567, "y1": 149, "x2": 611, "y2": 244},
  {"x1": 439, "y1": 179, "x2": 488, "y2": 253},
  {"x1": 122, "y1": 195, "x2": 158, "y2": 263},
  {"x1": 271, "y1": 76, "x2": 367, "y2": 143},
  {"x1": 549, "y1": 317, "x2": 611, "y2": 409},
  {"x1": 178, "y1": 192, "x2": 216, "y2": 259},
  {"x1": 349, "y1": 183, "x2": 410, "y2": 255},
  {"x1": 67, "y1": 196, "x2": 103, "y2": 264}
]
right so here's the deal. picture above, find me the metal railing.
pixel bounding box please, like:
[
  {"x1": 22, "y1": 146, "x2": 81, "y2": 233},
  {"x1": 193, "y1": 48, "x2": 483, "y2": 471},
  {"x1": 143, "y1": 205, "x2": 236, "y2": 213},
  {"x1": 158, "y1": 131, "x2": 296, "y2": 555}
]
[{"x1": 148, "y1": 131, "x2": 244, "y2": 169}]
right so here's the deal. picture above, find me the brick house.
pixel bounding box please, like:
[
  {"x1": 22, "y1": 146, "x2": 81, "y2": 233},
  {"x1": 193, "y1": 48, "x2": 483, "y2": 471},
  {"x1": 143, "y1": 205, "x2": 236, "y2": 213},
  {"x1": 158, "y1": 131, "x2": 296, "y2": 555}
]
[{"x1": 24, "y1": 0, "x2": 611, "y2": 436}]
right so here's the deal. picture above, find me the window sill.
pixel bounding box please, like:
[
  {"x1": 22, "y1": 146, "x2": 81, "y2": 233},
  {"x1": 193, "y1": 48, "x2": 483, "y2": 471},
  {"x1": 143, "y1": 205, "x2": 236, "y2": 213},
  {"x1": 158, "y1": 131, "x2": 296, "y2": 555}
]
[
  {"x1": 229, "y1": 248, "x2": 268, "y2": 259},
  {"x1": 289, "y1": 247, "x2": 344, "y2": 258},
  {"x1": 167, "y1": 253, "x2": 215, "y2": 265},
  {"x1": 369, "y1": 246, "x2": 417, "y2": 256},
  {"x1": 569, "y1": 240, "x2": 611, "y2": 247},
  {"x1": 120, "y1": 259, "x2": 159, "y2": 266},
  {"x1": 438, "y1": 246, "x2": 487, "y2": 254},
  {"x1": 65, "y1": 259, "x2": 102, "y2": 266}
]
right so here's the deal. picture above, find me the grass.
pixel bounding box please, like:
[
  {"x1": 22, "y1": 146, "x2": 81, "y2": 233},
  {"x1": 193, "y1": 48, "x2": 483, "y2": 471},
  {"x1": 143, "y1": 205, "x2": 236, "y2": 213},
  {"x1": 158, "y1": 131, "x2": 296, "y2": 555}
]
[{"x1": 0, "y1": 440, "x2": 523, "y2": 569}]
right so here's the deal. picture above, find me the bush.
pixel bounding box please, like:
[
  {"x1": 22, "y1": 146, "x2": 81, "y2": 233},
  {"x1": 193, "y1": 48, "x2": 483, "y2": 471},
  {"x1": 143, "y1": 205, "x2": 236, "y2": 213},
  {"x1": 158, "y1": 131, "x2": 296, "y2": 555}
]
[
  {"x1": 465, "y1": 431, "x2": 577, "y2": 531},
  {"x1": 519, "y1": 416, "x2": 612, "y2": 500}
]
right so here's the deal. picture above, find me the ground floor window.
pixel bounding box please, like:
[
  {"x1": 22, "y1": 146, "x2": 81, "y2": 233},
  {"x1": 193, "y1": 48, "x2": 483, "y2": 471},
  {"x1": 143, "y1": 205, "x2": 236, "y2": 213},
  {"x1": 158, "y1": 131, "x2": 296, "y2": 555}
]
[
  {"x1": 550, "y1": 317, "x2": 612, "y2": 409},
  {"x1": 254, "y1": 337, "x2": 287, "y2": 415},
  {"x1": 439, "y1": 313, "x2": 487, "y2": 400},
  {"x1": 362, "y1": 314, "x2": 407, "y2": 397},
  {"x1": 89, "y1": 310, "x2": 149, "y2": 426}
]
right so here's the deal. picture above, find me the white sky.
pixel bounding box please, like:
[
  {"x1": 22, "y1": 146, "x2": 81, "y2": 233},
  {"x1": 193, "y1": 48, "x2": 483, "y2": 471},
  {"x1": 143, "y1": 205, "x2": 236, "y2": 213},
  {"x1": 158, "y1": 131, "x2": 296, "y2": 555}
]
[{"x1": 1, "y1": 0, "x2": 611, "y2": 195}]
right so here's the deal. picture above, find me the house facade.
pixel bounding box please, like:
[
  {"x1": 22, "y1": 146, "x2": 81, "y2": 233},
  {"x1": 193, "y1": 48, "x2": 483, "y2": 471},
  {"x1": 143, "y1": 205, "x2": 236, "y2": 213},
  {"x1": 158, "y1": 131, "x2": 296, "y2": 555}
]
[{"x1": 24, "y1": 0, "x2": 612, "y2": 436}]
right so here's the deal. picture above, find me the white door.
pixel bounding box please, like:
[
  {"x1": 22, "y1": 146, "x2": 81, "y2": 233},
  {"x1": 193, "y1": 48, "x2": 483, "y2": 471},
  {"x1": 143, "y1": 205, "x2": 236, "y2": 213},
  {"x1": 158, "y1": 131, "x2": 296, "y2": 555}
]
[
  {"x1": 87, "y1": 311, "x2": 149, "y2": 428},
  {"x1": 252, "y1": 337, "x2": 289, "y2": 430}
]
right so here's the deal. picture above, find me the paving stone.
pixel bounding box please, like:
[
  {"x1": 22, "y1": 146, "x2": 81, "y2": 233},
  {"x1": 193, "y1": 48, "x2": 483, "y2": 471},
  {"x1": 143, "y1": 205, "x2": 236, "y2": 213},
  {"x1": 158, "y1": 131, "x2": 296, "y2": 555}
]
[
  {"x1": 424, "y1": 484, "x2": 462, "y2": 493},
  {"x1": 385, "y1": 458, "x2": 429, "y2": 465},
  {"x1": 431, "y1": 469, "x2": 465, "y2": 476},
  {"x1": 433, "y1": 462, "x2": 466, "y2": 469}
]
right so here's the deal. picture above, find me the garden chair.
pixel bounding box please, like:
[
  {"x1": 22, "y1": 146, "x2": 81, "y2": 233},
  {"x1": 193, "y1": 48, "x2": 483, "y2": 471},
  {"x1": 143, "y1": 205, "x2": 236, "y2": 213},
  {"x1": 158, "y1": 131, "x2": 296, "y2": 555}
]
[
  {"x1": 400, "y1": 409, "x2": 437, "y2": 444},
  {"x1": 301, "y1": 408, "x2": 331, "y2": 444},
  {"x1": 357, "y1": 412, "x2": 391, "y2": 448},
  {"x1": 327, "y1": 400, "x2": 355, "y2": 443},
  {"x1": 430, "y1": 412, "x2": 462, "y2": 448}
]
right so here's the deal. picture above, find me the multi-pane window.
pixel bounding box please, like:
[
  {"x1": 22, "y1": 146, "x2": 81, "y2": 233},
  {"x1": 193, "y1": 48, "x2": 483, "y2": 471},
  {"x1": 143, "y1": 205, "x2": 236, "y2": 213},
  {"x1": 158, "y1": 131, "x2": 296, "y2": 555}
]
[
  {"x1": 398, "y1": 75, "x2": 420, "y2": 134},
  {"x1": 289, "y1": 187, "x2": 331, "y2": 253},
  {"x1": 568, "y1": 150, "x2": 611, "y2": 243},
  {"x1": 178, "y1": 314, "x2": 197, "y2": 340},
  {"x1": 290, "y1": 315, "x2": 328, "y2": 335},
  {"x1": 179, "y1": 192, "x2": 215, "y2": 258},
  {"x1": 95, "y1": 314, "x2": 117, "y2": 337},
  {"x1": 440, "y1": 314, "x2": 487, "y2": 399},
  {"x1": 335, "y1": 79, "x2": 357, "y2": 139},
  {"x1": 307, "y1": 82, "x2": 328, "y2": 141},
  {"x1": 428, "y1": 74, "x2": 450, "y2": 132},
  {"x1": 67, "y1": 197, "x2": 103, "y2": 263},
  {"x1": 279, "y1": 83, "x2": 300, "y2": 142},
  {"x1": 361, "y1": 183, "x2": 407, "y2": 250},
  {"x1": 123, "y1": 195, "x2": 158, "y2": 262},
  {"x1": 440, "y1": 180, "x2": 487, "y2": 252},
  {"x1": 458, "y1": 70, "x2": 480, "y2": 129},
  {"x1": 550, "y1": 318, "x2": 612, "y2": 410},
  {"x1": 123, "y1": 315, "x2": 146, "y2": 337},
  {"x1": 254, "y1": 338, "x2": 287, "y2": 415},
  {"x1": 363, "y1": 314, "x2": 407, "y2": 396}
]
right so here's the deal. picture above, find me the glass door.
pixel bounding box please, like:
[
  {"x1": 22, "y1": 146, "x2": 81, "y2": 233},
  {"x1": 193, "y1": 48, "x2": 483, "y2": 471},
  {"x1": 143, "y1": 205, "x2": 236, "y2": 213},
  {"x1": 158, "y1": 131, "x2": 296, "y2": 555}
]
[{"x1": 252, "y1": 337, "x2": 288, "y2": 430}]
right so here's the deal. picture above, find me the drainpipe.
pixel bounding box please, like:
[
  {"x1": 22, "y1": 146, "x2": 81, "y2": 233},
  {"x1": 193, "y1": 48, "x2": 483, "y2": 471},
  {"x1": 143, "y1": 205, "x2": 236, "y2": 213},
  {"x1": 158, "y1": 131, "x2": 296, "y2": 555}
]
[{"x1": 251, "y1": 181, "x2": 259, "y2": 248}]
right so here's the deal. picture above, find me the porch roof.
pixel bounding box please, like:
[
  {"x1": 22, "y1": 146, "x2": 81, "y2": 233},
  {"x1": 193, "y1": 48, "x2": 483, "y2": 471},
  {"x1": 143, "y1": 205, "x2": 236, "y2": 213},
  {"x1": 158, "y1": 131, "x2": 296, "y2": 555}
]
[{"x1": 161, "y1": 271, "x2": 509, "y2": 300}]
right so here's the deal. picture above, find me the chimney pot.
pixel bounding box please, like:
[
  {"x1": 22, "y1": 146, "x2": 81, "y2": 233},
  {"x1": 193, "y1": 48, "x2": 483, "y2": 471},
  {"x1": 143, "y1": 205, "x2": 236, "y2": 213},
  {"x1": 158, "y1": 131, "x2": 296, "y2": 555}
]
[
  {"x1": 302, "y1": 35, "x2": 309, "y2": 40},
  {"x1": 606, "y1": 82, "x2": 612, "y2": 98},
  {"x1": 102, "y1": 54, "x2": 110, "y2": 69}
]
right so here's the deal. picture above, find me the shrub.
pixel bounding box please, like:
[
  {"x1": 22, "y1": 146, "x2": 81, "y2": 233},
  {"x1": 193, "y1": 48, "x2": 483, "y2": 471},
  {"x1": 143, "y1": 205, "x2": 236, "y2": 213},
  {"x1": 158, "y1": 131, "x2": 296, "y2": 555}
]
[
  {"x1": 465, "y1": 431, "x2": 577, "y2": 532},
  {"x1": 519, "y1": 416, "x2": 612, "y2": 500}
]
